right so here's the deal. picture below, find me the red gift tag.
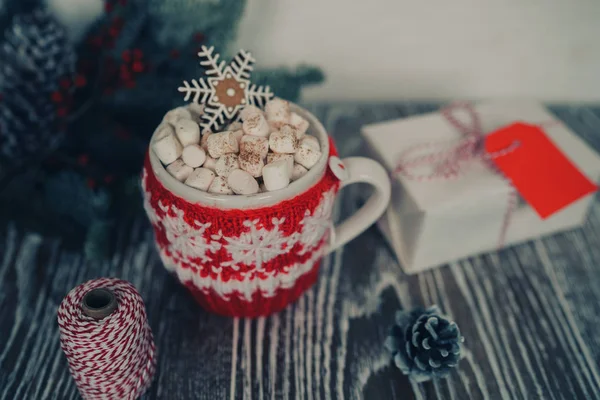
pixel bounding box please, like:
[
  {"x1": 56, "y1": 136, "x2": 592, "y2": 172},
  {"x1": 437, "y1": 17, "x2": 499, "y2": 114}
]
[{"x1": 485, "y1": 122, "x2": 598, "y2": 219}]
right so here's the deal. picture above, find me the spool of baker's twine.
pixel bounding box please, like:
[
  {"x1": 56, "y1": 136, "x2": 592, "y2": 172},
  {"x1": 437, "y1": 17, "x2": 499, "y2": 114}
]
[{"x1": 57, "y1": 278, "x2": 156, "y2": 400}]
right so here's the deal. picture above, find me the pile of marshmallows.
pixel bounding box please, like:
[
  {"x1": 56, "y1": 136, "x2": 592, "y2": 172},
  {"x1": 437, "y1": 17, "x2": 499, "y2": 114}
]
[{"x1": 151, "y1": 98, "x2": 322, "y2": 195}]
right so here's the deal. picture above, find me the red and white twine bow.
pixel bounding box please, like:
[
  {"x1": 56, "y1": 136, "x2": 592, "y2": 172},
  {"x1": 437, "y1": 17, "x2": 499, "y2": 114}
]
[
  {"x1": 392, "y1": 102, "x2": 519, "y2": 247},
  {"x1": 57, "y1": 278, "x2": 156, "y2": 400},
  {"x1": 392, "y1": 102, "x2": 520, "y2": 180}
]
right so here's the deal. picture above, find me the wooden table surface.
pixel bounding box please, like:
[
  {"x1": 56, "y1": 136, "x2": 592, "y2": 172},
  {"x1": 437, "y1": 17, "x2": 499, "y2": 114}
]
[{"x1": 1, "y1": 103, "x2": 600, "y2": 400}]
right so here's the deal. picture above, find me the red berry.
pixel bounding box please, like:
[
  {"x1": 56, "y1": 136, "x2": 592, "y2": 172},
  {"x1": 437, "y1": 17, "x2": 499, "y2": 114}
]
[
  {"x1": 131, "y1": 61, "x2": 144, "y2": 73},
  {"x1": 119, "y1": 67, "x2": 132, "y2": 82},
  {"x1": 87, "y1": 178, "x2": 96, "y2": 189},
  {"x1": 112, "y1": 17, "x2": 124, "y2": 28},
  {"x1": 124, "y1": 80, "x2": 136, "y2": 88},
  {"x1": 121, "y1": 49, "x2": 131, "y2": 62},
  {"x1": 104, "y1": 1, "x2": 114, "y2": 13},
  {"x1": 193, "y1": 32, "x2": 205, "y2": 43},
  {"x1": 118, "y1": 0, "x2": 127, "y2": 5},
  {"x1": 51, "y1": 91, "x2": 63, "y2": 103},
  {"x1": 108, "y1": 26, "x2": 120, "y2": 37},
  {"x1": 133, "y1": 48, "x2": 143, "y2": 60},
  {"x1": 103, "y1": 175, "x2": 114, "y2": 184},
  {"x1": 60, "y1": 78, "x2": 72, "y2": 89},
  {"x1": 74, "y1": 75, "x2": 87, "y2": 87},
  {"x1": 169, "y1": 49, "x2": 180, "y2": 59},
  {"x1": 77, "y1": 154, "x2": 89, "y2": 165},
  {"x1": 56, "y1": 107, "x2": 69, "y2": 117}
]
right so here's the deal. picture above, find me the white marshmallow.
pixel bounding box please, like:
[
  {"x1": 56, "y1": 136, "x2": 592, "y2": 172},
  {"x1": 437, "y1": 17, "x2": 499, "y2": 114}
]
[
  {"x1": 166, "y1": 159, "x2": 193, "y2": 182},
  {"x1": 215, "y1": 154, "x2": 239, "y2": 177},
  {"x1": 203, "y1": 156, "x2": 217, "y2": 171},
  {"x1": 152, "y1": 128, "x2": 183, "y2": 165},
  {"x1": 208, "y1": 176, "x2": 234, "y2": 194},
  {"x1": 187, "y1": 102, "x2": 204, "y2": 114},
  {"x1": 232, "y1": 129, "x2": 244, "y2": 145},
  {"x1": 268, "y1": 121, "x2": 279, "y2": 134},
  {"x1": 289, "y1": 112, "x2": 309, "y2": 138},
  {"x1": 184, "y1": 167, "x2": 215, "y2": 191},
  {"x1": 154, "y1": 123, "x2": 173, "y2": 140},
  {"x1": 265, "y1": 98, "x2": 290, "y2": 129},
  {"x1": 200, "y1": 132, "x2": 210, "y2": 152},
  {"x1": 207, "y1": 131, "x2": 238, "y2": 158},
  {"x1": 262, "y1": 160, "x2": 290, "y2": 191},
  {"x1": 227, "y1": 169, "x2": 259, "y2": 195},
  {"x1": 294, "y1": 145, "x2": 322, "y2": 169},
  {"x1": 187, "y1": 103, "x2": 204, "y2": 124},
  {"x1": 163, "y1": 106, "x2": 192, "y2": 125},
  {"x1": 238, "y1": 151, "x2": 264, "y2": 177},
  {"x1": 227, "y1": 121, "x2": 243, "y2": 131},
  {"x1": 182, "y1": 144, "x2": 206, "y2": 168},
  {"x1": 291, "y1": 163, "x2": 308, "y2": 181},
  {"x1": 301, "y1": 135, "x2": 320, "y2": 152},
  {"x1": 269, "y1": 130, "x2": 297, "y2": 154},
  {"x1": 267, "y1": 153, "x2": 293, "y2": 178},
  {"x1": 242, "y1": 111, "x2": 270, "y2": 137},
  {"x1": 240, "y1": 135, "x2": 269, "y2": 158},
  {"x1": 240, "y1": 105, "x2": 263, "y2": 121},
  {"x1": 280, "y1": 124, "x2": 303, "y2": 140},
  {"x1": 174, "y1": 119, "x2": 200, "y2": 147}
]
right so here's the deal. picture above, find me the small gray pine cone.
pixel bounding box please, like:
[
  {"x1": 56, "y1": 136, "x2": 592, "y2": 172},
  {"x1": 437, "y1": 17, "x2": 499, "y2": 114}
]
[
  {"x1": 385, "y1": 305, "x2": 464, "y2": 382},
  {"x1": 0, "y1": 8, "x2": 75, "y2": 167}
]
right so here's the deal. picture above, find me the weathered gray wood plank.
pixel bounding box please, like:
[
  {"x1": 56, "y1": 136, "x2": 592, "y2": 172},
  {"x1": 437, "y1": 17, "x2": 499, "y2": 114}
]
[{"x1": 1, "y1": 103, "x2": 600, "y2": 399}]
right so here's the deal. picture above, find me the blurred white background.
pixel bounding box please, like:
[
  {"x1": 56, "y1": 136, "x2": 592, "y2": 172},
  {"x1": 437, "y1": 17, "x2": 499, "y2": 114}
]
[{"x1": 236, "y1": 0, "x2": 600, "y2": 102}]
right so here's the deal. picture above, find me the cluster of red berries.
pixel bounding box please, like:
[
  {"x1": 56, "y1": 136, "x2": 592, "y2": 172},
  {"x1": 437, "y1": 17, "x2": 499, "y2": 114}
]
[{"x1": 46, "y1": 0, "x2": 207, "y2": 190}]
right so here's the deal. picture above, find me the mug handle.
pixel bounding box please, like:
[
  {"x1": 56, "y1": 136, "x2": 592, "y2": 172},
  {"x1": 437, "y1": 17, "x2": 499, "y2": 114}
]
[{"x1": 326, "y1": 157, "x2": 391, "y2": 254}]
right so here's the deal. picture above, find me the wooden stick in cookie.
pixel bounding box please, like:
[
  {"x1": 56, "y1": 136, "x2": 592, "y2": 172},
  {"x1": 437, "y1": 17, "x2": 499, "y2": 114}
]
[{"x1": 178, "y1": 46, "x2": 274, "y2": 132}]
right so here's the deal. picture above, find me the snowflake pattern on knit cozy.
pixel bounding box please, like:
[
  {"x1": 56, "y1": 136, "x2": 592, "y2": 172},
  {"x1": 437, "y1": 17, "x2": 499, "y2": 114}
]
[
  {"x1": 178, "y1": 45, "x2": 273, "y2": 131},
  {"x1": 159, "y1": 204, "x2": 221, "y2": 263},
  {"x1": 298, "y1": 188, "x2": 336, "y2": 255},
  {"x1": 221, "y1": 217, "x2": 292, "y2": 271},
  {"x1": 142, "y1": 186, "x2": 336, "y2": 273}
]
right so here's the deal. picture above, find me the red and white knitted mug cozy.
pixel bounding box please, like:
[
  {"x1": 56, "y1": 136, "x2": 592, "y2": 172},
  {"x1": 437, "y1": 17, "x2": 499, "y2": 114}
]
[{"x1": 142, "y1": 137, "x2": 341, "y2": 317}]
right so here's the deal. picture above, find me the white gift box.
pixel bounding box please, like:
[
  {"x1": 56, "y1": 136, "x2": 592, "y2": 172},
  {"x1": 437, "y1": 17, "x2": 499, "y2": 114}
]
[{"x1": 362, "y1": 100, "x2": 600, "y2": 274}]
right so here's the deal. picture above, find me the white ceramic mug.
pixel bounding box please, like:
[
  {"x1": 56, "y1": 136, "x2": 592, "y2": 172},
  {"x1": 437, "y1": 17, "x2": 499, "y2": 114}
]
[{"x1": 142, "y1": 103, "x2": 391, "y2": 317}]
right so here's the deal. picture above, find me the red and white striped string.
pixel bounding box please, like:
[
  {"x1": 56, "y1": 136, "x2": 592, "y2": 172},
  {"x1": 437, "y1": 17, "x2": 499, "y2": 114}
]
[
  {"x1": 57, "y1": 278, "x2": 156, "y2": 400},
  {"x1": 391, "y1": 102, "x2": 520, "y2": 247}
]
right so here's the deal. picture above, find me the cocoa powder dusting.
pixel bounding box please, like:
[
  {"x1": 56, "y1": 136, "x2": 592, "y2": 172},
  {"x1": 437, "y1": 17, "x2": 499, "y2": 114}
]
[
  {"x1": 240, "y1": 151, "x2": 261, "y2": 165},
  {"x1": 245, "y1": 114, "x2": 260, "y2": 129}
]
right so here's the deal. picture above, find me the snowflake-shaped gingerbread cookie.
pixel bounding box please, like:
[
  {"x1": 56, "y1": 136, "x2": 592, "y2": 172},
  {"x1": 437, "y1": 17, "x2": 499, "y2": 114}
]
[{"x1": 178, "y1": 45, "x2": 274, "y2": 132}]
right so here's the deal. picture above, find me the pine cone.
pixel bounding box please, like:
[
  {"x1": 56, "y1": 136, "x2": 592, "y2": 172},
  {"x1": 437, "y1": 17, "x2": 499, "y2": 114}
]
[
  {"x1": 0, "y1": 8, "x2": 75, "y2": 168},
  {"x1": 385, "y1": 306, "x2": 464, "y2": 382}
]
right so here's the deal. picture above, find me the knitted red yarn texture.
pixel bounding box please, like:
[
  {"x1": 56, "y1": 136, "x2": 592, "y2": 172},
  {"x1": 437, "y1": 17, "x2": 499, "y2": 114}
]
[{"x1": 142, "y1": 137, "x2": 341, "y2": 316}]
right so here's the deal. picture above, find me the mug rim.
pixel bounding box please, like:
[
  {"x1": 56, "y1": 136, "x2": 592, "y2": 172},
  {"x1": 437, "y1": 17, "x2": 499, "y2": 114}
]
[{"x1": 148, "y1": 102, "x2": 330, "y2": 209}]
